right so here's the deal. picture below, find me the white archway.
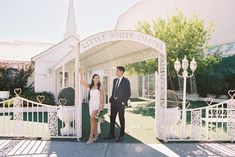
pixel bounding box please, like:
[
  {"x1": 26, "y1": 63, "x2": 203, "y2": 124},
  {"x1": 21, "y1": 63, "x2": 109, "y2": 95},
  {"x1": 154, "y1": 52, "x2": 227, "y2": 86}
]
[{"x1": 75, "y1": 30, "x2": 167, "y2": 140}]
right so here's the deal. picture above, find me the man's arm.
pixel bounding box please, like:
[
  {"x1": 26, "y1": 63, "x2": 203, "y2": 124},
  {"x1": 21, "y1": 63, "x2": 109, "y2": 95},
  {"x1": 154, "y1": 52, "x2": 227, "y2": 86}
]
[
  {"x1": 123, "y1": 79, "x2": 131, "y2": 105},
  {"x1": 109, "y1": 79, "x2": 116, "y2": 103}
]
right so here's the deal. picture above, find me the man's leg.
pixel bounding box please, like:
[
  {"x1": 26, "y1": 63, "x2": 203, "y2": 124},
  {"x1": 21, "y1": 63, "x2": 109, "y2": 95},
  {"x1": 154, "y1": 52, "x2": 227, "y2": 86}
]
[
  {"x1": 118, "y1": 105, "x2": 125, "y2": 137},
  {"x1": 109, "y1": 103, "x2": 117, "y2": 137}
]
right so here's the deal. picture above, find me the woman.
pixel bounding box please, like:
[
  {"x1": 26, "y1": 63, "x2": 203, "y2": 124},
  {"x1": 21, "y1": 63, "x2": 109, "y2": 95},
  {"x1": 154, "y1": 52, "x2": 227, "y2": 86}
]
[{"x1": 80, "y1": 70, "x2": 104, "y2": 144}]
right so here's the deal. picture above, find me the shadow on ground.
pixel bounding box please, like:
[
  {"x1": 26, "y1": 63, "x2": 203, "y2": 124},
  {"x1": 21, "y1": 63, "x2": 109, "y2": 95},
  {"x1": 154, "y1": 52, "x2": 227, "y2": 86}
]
[{"x1": 81, "y1": 103, "x2": 144, "y2": 143}]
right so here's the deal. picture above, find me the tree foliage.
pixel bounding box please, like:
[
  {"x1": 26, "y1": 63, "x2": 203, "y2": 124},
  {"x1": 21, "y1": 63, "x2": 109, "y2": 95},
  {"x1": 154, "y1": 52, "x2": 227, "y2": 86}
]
[
  {"x1": 126, "y1": 11, "x2": 216, "y2": 90},
  {"x1": 0, "y1": 64, "x2": 34, "y2": 96},
  {"x1": 196, "y1": 55, "x2": 235, "y2": 97}
]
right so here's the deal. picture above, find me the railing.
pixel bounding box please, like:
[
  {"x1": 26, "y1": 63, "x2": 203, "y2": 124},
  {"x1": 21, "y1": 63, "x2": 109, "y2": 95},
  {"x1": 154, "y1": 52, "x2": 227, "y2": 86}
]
[
  {"x1": 165, "y1": 90, "x2": 235, "y2": 142},
  {"x1": 0, "y1": 89, "x2": 79, "y2": 140}
]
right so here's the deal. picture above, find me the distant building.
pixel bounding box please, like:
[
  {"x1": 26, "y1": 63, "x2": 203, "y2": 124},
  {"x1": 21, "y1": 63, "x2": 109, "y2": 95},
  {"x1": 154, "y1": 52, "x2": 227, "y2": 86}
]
[
  {"x1": 0, "y1": 41, "x2": 53, "y2": 67},
  {"x1": 0, "y1": 41, "x2": 53, "y2": 87},
  {"x1": 205, "y1": 42, "x2": 235, "y2": 57},
  {"x1": 115, "y1": 0, "x2": 235, "y2": 57}
]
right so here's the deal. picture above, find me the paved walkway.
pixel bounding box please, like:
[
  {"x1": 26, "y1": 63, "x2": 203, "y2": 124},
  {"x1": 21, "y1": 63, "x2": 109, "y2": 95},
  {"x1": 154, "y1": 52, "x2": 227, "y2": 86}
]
[{"x1": 0, "y1": 139, "x2": 235, "y2": 157}]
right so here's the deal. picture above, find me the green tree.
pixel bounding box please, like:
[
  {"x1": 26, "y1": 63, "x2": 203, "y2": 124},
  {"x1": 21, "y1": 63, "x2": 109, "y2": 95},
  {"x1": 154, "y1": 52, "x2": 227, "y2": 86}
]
[
  {"x1": 196, "y1": 55, "x2": 235, "y2": 97},
  {"x1": 126, "y1": 11, "x2": 216, "y2": 89},
  {"x1": 0, "y1": 64, "x2": 34, "y2": 96}
]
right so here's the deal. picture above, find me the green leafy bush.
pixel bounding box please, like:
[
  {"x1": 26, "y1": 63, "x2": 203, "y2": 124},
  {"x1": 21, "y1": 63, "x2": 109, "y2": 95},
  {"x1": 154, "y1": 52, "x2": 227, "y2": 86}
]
[{"x1": 58, "y1": 87, "x2": 75, "y2": 106}]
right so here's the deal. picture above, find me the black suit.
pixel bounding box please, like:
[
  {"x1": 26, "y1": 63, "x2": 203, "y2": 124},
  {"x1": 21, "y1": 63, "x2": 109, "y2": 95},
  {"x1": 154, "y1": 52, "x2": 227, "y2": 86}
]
[{"x1": 109, "y1": 77, "x2": 131, "y2": 137}]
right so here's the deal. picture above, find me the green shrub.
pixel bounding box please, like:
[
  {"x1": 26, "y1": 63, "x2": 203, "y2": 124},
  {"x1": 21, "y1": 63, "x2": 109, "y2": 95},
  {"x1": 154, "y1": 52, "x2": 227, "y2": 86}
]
[
  {"x1": 58, "y1": 87, "x2": 75, "y2": 106},
  {"x1": 196, "y1": 55, "x2": 235, "y2": 97}
]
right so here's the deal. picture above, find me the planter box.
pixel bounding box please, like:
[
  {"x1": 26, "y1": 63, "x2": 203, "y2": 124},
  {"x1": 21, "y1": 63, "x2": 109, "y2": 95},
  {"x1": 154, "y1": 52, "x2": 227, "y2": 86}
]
[{"x1": 0, "y1": 91, "x2": 10, "y2": 99}]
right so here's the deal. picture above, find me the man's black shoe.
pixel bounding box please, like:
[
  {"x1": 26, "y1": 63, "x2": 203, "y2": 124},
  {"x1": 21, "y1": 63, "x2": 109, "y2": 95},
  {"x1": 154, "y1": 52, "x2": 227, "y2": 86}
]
[
  {"x1": 106, "y1": 135, "x2": 116, "y2": 139},
  {"x1": 116, "y1": 136, "x2": 124, "y2": 142}
]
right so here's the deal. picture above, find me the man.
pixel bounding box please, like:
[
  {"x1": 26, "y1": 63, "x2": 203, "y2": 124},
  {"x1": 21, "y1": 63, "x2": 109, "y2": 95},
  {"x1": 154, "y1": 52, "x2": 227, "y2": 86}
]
[{"x1": 108, "y1": 66, "x2": 131, "y2": 142}]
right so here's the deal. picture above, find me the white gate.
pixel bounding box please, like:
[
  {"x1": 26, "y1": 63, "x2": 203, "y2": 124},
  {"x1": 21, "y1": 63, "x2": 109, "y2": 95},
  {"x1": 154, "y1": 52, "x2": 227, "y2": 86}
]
[
  {"x1": 165, "y1": 90, "x2": 235, "y2": 142},
  {"x1": 0, "y1": 90, "x2": 79, "y2": 140}
]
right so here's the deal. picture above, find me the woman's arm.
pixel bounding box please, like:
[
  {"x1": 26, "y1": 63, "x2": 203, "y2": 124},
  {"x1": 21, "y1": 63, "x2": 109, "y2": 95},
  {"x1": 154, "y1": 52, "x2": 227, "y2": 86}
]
[
  {"x1": 79, "y1": 69, "x2": 90, "y2": 89},
  {"x1": 100, "y1": 87, "x2": 105, "y2": 111}
]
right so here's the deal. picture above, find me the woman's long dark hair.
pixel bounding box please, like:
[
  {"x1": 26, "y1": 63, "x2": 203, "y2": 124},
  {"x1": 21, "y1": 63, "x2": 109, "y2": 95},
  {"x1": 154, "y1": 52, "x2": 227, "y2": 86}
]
[{"x1": 88, "y1": 74, "x2": 101, "y2": 101}]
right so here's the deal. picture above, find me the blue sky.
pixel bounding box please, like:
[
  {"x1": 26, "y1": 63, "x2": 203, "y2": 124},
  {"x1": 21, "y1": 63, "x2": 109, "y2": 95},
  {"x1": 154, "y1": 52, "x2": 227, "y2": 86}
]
[{"x1": 0, "y1": 0, "x2": 138, "y2": 43}]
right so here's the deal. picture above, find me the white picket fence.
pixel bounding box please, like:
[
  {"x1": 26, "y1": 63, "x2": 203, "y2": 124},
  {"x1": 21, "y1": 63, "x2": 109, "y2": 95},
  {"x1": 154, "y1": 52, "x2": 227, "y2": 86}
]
[
  {"x1": 0, "y1": 93, "x2": 79, "y2": 140},
  {"x1": 165, "y1": 90, "x2": 235, "y2": 142}
]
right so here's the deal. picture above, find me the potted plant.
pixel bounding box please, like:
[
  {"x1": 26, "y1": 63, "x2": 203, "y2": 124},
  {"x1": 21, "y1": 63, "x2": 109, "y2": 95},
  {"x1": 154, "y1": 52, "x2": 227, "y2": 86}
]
[
  {"x1": 166, "y1": 90, "x2": 180, "y2": 138},
  {"x1": 57, "y1": 87, "x2": 75, "y2": 135}
]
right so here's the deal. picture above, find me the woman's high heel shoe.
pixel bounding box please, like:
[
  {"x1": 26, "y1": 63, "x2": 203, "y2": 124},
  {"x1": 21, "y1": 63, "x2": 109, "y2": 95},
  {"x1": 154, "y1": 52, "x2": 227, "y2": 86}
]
[
  {"x1": 86, "y1": 138, "x2": 94, "y2": 144},
  {"x1": 93, "y1": 132, "x2": 99, "y2": 141}
]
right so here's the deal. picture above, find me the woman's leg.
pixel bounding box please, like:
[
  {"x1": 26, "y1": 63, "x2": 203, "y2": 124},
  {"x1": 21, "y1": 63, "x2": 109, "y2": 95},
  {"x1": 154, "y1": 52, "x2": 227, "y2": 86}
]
[
  {"x1": 88, "y1": 118, "x2": 93, "y2": 139},
  {"x1": 89, "y1": 110, "x2": 99, "y2": 139},
  {"x1": 89, "y1": 110, "x2": 98, "y2": 140},
  {"x1": 87, "y1": 111, "x2": 96, "y2": 144}
]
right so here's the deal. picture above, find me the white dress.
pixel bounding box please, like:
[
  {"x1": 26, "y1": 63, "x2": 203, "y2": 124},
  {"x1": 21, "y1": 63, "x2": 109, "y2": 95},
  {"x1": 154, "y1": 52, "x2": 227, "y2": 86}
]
[
  {"x1": 89, "y1": 88, "x2": 102, "y2": 134},
  {"x1": 89, "y1": 88, "x2": 101, "y2": 115}
]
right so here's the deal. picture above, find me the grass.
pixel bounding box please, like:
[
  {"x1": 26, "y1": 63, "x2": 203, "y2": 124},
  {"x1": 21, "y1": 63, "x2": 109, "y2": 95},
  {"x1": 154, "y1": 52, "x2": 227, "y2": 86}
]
[
  {"x1": 127, "y1": 102, "x2": 155, "y2": 118},
  {"x1": 178, "y1": 101, "x2": 208, "y2": 109}
]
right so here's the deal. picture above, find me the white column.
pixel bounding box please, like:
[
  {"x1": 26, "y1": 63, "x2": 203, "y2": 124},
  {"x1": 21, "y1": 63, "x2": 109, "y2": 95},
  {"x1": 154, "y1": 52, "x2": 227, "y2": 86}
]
[
  {"x1": 62, "y1": 64, "x2": 65, "y2": 89},
  {"x1": 148, "y1": 75, "x2": 150, "y2": 98},
  {"x1": 68, "y1": 69, "x2": 71, "y2": 87},
  {"x1": 155, "y1": 71, "x2": 159, "y2": 137},
  {"x1": 142, "y1": 76, "x2": 145, "y2": 98},
  {"x1": 74, "y1": 45, "x2": 81, "y2": 140},
  {"x1": 85, "y1": 69, "x2": 89, "y2": 103},
  {"x1": 108, "y1": 67, "x2": 112, "y2": 116},
  {"x1": 68, "y1": 69, "x2": 74, "y2": 88}
]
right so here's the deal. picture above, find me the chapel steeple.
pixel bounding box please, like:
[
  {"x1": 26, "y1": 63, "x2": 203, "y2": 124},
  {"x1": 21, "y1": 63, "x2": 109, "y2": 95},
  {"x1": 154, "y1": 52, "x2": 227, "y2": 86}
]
[{"x1": 64, "y1": 0, "x2": 79, "y2": 40}]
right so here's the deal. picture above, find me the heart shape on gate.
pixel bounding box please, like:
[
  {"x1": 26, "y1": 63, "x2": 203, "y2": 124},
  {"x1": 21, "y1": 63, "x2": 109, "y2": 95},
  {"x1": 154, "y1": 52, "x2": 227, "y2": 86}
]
[
  {"x1": 37, "y1": 95, "x2": 45, "y2": 103},
  {"x1": 59, "y1": 98, "x2": 67, "y2": 106},
  {"x1": 228, "y1": 90, "x2": 235, "y2": 99},
  {"x1": 205, "y1": 97, "x2": 213, "y2": 106},
  {"x1": 14, "y1": 88, "x2": 22, "y2": 96}
]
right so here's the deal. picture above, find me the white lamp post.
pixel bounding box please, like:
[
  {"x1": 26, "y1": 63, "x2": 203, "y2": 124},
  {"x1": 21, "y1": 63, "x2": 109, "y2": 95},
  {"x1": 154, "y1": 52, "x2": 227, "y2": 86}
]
[{"x1": 174, "y1": 56, "x2": 197, "y2": 138}]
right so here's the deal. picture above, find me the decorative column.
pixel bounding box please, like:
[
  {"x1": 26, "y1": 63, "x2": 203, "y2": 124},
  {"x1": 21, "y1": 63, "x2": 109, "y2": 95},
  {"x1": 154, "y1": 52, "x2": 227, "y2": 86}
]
[
  {"x1": 227, "y1": 91, "x2": 235, "y2": 142},
  {"x1": 157, "y1": 55, "x2": 167, "y2": 140}
]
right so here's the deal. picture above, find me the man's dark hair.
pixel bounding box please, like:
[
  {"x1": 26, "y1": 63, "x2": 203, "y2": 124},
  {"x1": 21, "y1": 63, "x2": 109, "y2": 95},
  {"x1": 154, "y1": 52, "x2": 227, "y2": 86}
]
[{"x1": 117, "y1": 66, "x2": 125, "y2": 73}]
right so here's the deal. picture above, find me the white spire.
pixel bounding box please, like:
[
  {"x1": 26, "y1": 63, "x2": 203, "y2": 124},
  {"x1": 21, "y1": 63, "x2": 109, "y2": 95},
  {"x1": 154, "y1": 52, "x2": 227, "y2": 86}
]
[{"x1": 64, "y1": 0, "x2": 79, "y2": 40}]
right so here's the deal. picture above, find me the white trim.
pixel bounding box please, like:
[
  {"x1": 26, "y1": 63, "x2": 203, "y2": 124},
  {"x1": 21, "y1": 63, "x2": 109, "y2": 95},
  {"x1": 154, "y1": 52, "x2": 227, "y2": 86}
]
[{"x1": 31, "y1": 36, "x2": 79, "y2": 61}]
